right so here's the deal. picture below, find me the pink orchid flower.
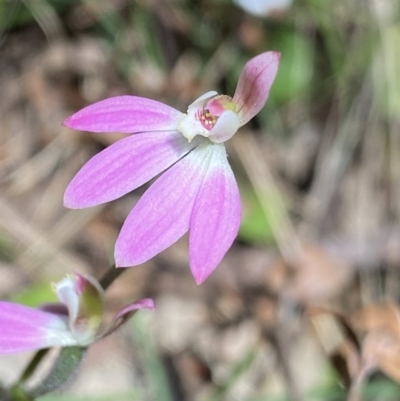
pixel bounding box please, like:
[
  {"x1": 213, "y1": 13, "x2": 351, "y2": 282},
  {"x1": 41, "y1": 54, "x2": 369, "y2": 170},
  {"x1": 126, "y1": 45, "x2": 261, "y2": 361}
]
[
  {"x1": 63, "y1": 52, "x2": 280, "y2": 285},
  {"x1": 0, "y1": 274, "x2": 154, "y2": 353}
]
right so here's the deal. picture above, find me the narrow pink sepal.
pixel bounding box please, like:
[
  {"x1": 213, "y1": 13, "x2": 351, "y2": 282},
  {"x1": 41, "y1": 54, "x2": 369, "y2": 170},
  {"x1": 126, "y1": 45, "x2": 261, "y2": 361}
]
[
  {"x1": 114, "y1": 298, "x2": 155, "y2": 319},
  {"x1": 63, "y1": 96, "x2": 182, "y2": 133},
  {"x1": 189, "y1": 144, "x2": 241, "y2": 285},
  {"x1": 115, "y1": 141, "x2": 213, "y2": 267},
  {"x1": 64, "y1": 131, "x2": 194, "y2": 208},
  {"x1": 233, "y1": 52, "x2": 280, "y2": 125},
  {"x1": 100, "y1": 298, "x2": 155, "y2": 338},
  {"x1": 0, "y1": 302, "x2": 74, "y2": 353}
]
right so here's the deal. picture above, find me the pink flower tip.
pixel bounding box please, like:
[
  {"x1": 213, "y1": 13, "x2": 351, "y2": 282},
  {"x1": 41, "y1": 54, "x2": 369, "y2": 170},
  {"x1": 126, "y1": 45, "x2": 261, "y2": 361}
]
[
  {"x1": 134, "y1": 298, "x2": 155, "y2": 310},
  {"x1": 62, "y1": 116, "x2": 72, "y2": 128}
]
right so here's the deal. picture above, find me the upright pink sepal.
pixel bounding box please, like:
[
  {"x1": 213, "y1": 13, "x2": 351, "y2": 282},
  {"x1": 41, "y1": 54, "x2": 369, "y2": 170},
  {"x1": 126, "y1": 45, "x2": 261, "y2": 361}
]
[
  {"x1": 233, "y1": 52, "x2": 280, "y2": 125},
  {"x1": 115, "y1": 141, "x2": 214, "y2": 267},
  {"x1": 63, "y1": 96, "x2": 183, "y2": 133},
  {"x1": 64, "y1": 131, "x2": 194, "y2": 208},
  {"x1": 189, "y1": 144, "x2": 241, "y2": 284},
  {"x1": 0, "y1": 302, "x2": 74, "y2": 353}
]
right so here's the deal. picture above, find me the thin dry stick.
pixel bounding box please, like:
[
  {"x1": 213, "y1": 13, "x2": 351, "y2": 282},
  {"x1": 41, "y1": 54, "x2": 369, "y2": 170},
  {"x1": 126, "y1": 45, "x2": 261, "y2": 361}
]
[
  {"x1": 0, "y1": 197, "x2": 90, "y2": 278},
  {"x1": 347, "y1": 369, "x2": 369, "y2": 401},
  {"x1": 302, "y1": 78, "x2": 374, "y2": 239},
  {"x1": 371, "y1": 0, "x2": 400, "y2": 301},
  {"x1": 231, "y1": 132, "x2": 302, "y2": 262},
  {"x1": 22, "y1": 0, "x2": 65, "y2": 39},
  {"x1": 269, "y1": 324, "x2": 304, "y2": 401}
]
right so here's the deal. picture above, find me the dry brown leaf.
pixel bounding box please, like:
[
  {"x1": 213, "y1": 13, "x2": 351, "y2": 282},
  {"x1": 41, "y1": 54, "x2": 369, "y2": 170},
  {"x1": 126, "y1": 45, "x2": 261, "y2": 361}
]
[
  {"x1": 308, "y1": 307, "x2": 362, "y2": 386},
  {"x1": 349, "y1": 303, "x2": 400, "y2": 384},
  {"x1": 310, "y1": 303, "x2": 400, "y2": 385},
  {"x1": 266, "y1": 244, "x2": 353, "y2": 303},
  {"x1": 254, "y1": 297, "x2": 278, "y2": 331},
  {"x1": 361, "y1": 330, "x2": 400, "y2": 382},
  {"x1": 351, "y1": 303, "x2": 400, "y2": 339}
]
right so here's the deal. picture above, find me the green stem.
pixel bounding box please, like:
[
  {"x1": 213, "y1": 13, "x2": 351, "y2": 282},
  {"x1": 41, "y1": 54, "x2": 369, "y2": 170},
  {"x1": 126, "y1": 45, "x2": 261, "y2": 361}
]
[
  {"x1": 99, "y1": 264, "x2": 122, "y2": 290},
  {"x1": 17, "y1": 349, "x2": 49, "y2": 385}
]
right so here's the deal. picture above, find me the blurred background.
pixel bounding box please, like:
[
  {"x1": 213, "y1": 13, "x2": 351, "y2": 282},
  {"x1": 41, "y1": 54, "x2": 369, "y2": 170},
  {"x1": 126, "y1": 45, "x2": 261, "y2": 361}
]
[{"x1": 0, "y1": 0, "x2": 400, "y2": 400}]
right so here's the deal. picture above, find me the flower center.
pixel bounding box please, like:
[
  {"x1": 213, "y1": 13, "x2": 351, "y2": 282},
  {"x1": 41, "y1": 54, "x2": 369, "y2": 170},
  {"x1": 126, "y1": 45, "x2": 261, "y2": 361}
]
[
  {"x1": 177, "y1": 93, "x2": 238, "y2": 142},
  {"x1": 196, "y1": 109, "x2": 218, "y2": 130}
]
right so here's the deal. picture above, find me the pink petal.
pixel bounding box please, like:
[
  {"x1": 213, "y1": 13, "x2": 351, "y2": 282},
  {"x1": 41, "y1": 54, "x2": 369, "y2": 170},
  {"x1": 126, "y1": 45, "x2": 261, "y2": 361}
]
[
  {"x1": 64, "y1": 131, "x2": 195, "y2": 208},
  {"x1": 63, "y1": 96, "x2": 183, "y2": 133},
  {"x1": 189, "y1": 144, "x2": 241, "y2": 285},
  {"x1": 0, "y1": 302, "x2": 76, "y2": 353},
  {"x1": 115, "y1": 140, "x2": 214, "y2": 267},
  {"x1": 233, "y1": 52, "x2": 280, "y2": 126}
]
